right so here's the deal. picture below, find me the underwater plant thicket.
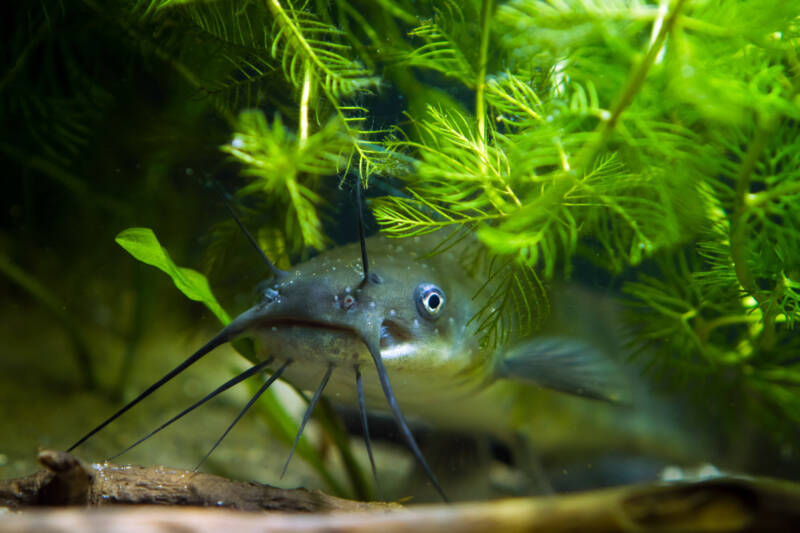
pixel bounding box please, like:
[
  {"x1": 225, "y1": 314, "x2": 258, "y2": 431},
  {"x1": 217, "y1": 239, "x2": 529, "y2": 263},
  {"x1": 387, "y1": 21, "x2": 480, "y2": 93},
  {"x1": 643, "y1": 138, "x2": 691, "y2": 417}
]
[{"x1": 3, "y1": 0, "x2": 800, "y2": 457}]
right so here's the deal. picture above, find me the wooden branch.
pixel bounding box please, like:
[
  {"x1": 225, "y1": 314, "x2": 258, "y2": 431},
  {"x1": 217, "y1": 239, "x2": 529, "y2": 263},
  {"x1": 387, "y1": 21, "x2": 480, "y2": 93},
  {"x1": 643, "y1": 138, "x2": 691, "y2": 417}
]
[
  {"x1": 3, "y1": 450, "x2": 800, "y2": 532},
  {"x1": 0, "y1": 449, "x2": 395, "y2": 512}
]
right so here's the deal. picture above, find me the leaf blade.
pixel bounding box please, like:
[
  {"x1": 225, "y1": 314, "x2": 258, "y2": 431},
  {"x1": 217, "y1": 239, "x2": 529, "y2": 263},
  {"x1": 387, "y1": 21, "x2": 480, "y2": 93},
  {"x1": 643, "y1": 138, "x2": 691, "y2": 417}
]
[{"x1": 115, "y1": 227, "x2": 231, "y2": 325}]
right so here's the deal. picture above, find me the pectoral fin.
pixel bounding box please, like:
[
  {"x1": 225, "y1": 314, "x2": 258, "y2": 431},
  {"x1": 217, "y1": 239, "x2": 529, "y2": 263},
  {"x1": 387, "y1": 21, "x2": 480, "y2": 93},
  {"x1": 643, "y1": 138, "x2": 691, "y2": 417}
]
[{"x1": 496, "y1": 337, "x2": 632, "y2": 404}]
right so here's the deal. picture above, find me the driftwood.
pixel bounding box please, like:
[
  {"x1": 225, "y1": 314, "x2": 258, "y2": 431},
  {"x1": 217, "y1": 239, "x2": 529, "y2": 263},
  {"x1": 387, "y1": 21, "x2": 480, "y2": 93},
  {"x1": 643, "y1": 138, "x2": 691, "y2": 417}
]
[
  {"x1": 3, "y1": 450, "x2": 800, "y2": 532},
  {"x1": 0, "y1": 449, "x2": 393, "y2": 512}
]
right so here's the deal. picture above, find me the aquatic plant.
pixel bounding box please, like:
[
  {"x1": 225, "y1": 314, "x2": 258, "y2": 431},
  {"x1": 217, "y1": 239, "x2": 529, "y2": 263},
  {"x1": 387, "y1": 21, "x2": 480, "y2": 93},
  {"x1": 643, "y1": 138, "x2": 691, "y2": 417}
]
[{"x1": 3, "y1": 0, "x2": 800, "y2": 488}]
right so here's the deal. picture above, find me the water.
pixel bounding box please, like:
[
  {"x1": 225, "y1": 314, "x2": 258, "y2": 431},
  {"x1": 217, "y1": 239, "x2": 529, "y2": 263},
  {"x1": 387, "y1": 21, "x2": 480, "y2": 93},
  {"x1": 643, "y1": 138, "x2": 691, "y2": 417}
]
[{"x1": 2, "y1": 0, "x2": 800, "y2": 504}]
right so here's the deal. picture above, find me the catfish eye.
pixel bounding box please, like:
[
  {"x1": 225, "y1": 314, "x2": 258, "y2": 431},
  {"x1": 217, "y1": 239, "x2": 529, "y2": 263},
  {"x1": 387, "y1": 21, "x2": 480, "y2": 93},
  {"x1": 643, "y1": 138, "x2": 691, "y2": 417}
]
[{"x1": 415, "y1": 283, "x2": 445, "y2": 319}]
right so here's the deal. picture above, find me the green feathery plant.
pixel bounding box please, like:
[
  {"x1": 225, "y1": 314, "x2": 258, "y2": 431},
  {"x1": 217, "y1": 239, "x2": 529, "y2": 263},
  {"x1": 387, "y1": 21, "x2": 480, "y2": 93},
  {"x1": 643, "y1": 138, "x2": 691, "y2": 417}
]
[
  {"x1": 152, "y1": 0, "x2": 800, "y2": 447},
  {"x1": 5, "y1": 0, "x2": 800, "y2": 493}
]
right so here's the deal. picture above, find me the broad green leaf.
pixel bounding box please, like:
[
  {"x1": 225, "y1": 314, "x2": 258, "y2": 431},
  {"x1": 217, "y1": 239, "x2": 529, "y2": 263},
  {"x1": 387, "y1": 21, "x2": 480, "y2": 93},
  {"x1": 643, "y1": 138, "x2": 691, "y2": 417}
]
[{"x1": 115, "y1": 227, "x2": 231, "y2": 325}]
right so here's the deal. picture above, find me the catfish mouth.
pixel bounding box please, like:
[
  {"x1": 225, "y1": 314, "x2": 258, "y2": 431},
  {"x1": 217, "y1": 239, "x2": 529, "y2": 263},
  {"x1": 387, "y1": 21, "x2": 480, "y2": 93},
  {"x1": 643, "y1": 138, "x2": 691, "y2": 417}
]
[
  {"x1": 258, "y1": 317, "x2": 355, "y2": 335},
  {"x1": 379, "y1": 319, "x2": 413, "y2": 349},
  {"x1": 258, "y1": 317, "x2": 412, "y2": 350}
]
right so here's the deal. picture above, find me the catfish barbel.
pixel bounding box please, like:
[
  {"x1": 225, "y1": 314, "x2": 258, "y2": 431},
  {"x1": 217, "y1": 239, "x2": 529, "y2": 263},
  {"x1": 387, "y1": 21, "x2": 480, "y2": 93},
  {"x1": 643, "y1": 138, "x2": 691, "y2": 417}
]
[{"x1": 67, "y1": 218, "x2": 690, "y2": 501}]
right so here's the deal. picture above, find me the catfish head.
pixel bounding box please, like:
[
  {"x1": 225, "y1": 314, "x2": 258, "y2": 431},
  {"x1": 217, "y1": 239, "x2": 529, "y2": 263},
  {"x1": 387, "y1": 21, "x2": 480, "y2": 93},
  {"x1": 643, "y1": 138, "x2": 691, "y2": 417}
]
[{"x1": 245, "y1": 236, "x2": 489, "y2": 409}]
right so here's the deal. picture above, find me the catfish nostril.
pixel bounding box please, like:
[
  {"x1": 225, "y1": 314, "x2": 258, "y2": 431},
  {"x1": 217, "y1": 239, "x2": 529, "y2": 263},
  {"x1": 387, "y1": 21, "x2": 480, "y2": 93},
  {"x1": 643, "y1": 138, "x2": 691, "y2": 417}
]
[
  {"x1": 256, "y1": 282, "x2": 280, "y2": 305},
  {"x1": 263, "y1": 288, "x2": 280, "y2": 303},
  {"x1": 341, "y1": 294, "x2": 356, "y2": 310}
]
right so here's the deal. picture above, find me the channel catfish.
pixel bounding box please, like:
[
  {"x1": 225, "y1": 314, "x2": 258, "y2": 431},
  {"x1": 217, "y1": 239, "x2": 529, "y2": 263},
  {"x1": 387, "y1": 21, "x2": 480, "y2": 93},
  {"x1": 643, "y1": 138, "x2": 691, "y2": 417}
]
[{"x1": 68, "y1": 229, "x2": 693, "y2": 500}]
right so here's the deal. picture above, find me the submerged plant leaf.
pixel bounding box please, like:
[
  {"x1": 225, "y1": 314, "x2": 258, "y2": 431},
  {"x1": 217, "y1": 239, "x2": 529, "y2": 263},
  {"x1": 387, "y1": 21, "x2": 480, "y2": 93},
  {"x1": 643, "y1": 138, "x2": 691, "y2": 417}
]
[{"x1": 116, "y1": 228, "x2": 231, "y2": 325}]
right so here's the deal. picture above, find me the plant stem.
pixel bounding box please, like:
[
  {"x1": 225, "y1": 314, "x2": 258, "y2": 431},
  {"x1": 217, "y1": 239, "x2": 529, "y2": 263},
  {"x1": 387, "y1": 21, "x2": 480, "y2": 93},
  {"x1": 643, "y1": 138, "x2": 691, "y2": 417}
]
[
  {"x1": 316, "y1": 399, "x2": 373, "y2": 500},
  {"x1": 299, "y1": 65, "x2": 311, "y2": 147},
  {"x1": 475, "y1": 0, "x2": 491, "y2": 188},
  {"x1": 696, "y1": 313, "x2": 760, "y2": 346},
  {"x1": 475, "y1": 0, "x2": 492, "y2": 147},
  {"x1": 729, "y1": 123, "x2": 776, "y2": 350},
  {"x1": 576, "y1": 0, "x2": 688, "y2": 171},
  {"x1": 475, "y1": 0, "x2": 520, "y2": 208}
]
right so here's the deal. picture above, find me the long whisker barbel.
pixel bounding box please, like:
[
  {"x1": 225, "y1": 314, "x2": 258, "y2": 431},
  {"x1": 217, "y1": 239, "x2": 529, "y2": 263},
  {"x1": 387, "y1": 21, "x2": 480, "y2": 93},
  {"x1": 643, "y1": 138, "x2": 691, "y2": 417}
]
[
  {"x1": 67, "y1": 190, "x2": 290, "y2": 455},
  {"x1": 364, "y1": 338, "x2": 448, "y2": 502},
  {"x1": 353, "y1": 177, "x2": 380, "y2": 493},
  {"x1": 281, "y1": 363, "x2": 333, "y2": 478},
  {"x1": 109, "y1": 358, "x2": 275, "y2": 461},
  {"x1": 219, "y1": 190, "x2": 287, "y2": 280},
  {"x1": 195, "y1": 359, "x2": 292, "y2": 471},
  {"x1": 68, "y1": 179, "x2": 451, "y2": 502},
  {"x1": 356, "y1": 367, "x2": 379, "y2": 494},
  {"x1": 67, "y1": 329, "x2": 235, "y2": 453},
  {"x1": 352, "y1": 175, "x2": 447, "y2": 501}
]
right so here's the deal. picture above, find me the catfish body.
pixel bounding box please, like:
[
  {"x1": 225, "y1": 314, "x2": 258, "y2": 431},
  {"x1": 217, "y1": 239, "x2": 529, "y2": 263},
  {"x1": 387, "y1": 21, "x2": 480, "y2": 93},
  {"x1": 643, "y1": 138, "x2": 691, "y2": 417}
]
[
  {"x1": 249, "y1": 235, "x2": 489, "y2": 420},
  {"x1": 244, "y1": 233, "x2": 693, "y2": 462},
  {"x1": 69, "y1": 231, "x2": 699, "y2": 499}
]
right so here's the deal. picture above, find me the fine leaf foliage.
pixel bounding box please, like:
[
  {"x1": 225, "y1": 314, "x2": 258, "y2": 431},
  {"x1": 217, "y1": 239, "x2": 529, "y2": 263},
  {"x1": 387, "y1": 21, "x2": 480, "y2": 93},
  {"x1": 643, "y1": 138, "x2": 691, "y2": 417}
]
[
  {"x1": 267, "y1": 2, "x2": 378, "y2": 103},
  {"x1": 467, "y1": 254, "x2": 549, "y2": 349},
  {"x1": 221, "y1": 110, "x2": 351, "y2": 250},
  {"x1": 399, "y1": 5, "x2": 477, "y2": 87},
  {"x1": 264, "y1": 0, "x2": 386, "y2": 180},
  {"x1": 370, "y1": 0, "x2": 800, "y2": 440}
]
